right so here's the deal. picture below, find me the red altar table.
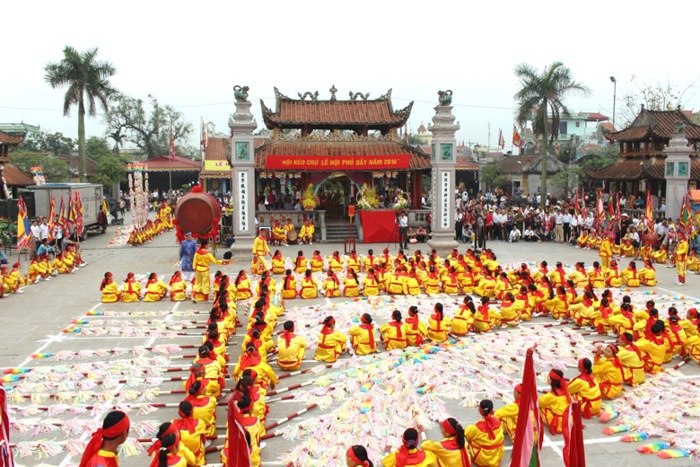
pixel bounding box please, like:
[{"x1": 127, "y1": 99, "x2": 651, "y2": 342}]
[{"x1": 359, "y1": 210, "x2": 399, "y2": 243}]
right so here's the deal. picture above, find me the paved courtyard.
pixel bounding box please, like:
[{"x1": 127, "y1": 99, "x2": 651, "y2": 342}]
[{"x1": 1, "y1": 219, "x2": 699, "y2": 466}]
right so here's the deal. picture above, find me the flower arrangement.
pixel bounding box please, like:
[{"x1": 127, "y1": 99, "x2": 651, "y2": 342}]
[
  {"x1": 356, "y1": 184, "x2": 380, "y2": 210},
  {"x1": 393, "y1": 189, "x2": 409, "y2": 210},
  {"x1": 301, "y1": 184, "x2": 319, "y2": 210}
]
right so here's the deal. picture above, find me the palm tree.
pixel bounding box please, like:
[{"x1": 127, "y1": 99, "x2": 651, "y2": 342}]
[
  {"x1": 514, "y1": 62, "x2": 590, "y2": 205},
  {"x1": 45, "y1": 46, "x2": 116, "y2": 182}
]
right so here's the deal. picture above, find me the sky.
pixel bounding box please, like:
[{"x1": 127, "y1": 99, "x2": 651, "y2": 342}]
[{"x1": 2, "y1": 0, "x2": 699, "y2": 152}]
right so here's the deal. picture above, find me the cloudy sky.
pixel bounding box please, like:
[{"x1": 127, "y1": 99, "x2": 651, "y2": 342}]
[{"x1": 2, "y1": 0, "x2": 699, "y2": 152}]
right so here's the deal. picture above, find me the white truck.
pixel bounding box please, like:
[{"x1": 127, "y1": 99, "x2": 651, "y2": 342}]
[{"x1": 21, "y1": 183, "x2": 105, "y2": 239}]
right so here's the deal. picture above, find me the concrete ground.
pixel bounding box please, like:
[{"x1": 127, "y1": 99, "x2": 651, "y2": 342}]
[{"x1": 1, "y1": 218, "x2": 698, "y2": 466}]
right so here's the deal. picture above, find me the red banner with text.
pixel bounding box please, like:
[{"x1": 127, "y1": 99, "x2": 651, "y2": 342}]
[{"x1": 265, "y1": 155, "x2": 411, "y2": 171}]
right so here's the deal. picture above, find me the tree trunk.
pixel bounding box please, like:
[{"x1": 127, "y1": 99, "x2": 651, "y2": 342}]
[
  {"x1": 78, "y1": 100, "x2": 86, "y2": 183},
  {"x1": 540, "y1": 99, "x2": 548, "y2": 207}
]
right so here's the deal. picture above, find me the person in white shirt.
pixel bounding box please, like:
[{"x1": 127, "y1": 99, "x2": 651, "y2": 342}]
[
  {"x1": 523, "y1": 227, "x2": 540, "y2": 242},
  {"x1": 39, "y1": 218, "x2": 50, "y2": 241},
  {"x1": 554, "y1": 210, "x2": 564, "y2": 243},
  {"x1": 508, "y1": 226, "x2": 522, "y2": 243},
  {"x1": 562, "y1": 210, "x2": 573, "y2": 242},
  {"x1": 30, "y1": 220, "x2": 41, "y2": 253}
]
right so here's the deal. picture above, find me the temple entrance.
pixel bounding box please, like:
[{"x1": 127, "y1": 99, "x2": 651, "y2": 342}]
[{"x1": 315, "y1": 173, "x2": 359, "y2": 221}]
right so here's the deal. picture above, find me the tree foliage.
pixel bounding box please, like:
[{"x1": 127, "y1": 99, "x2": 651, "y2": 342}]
[
  {"x1": 550, "y1": 145, "x2": 619, "y2": 196},
  {"x1": 619, "y1": 79, "x2": 681, "y2": 127},
  {"x1": 18, "y1": 131, "x2": 75, "y2": 156},
  {"x1": 85, "y1": 136, "x2": 125, "y2": 192},
  {"x1": 480, "y1": 161, "x2": 511, "y2": 192},
  {"x1": 514, "y1": 62, "x2": 590, "y2": 204},
  {"x1": 44, "y1": 46, "x2": 116, "y2": 182},
  {"x1": 103, "y1": 94, "x2": 193, "y2": 159},
  {"x1": 9, "y1": 152, "x2": 70, "y2": 182}
]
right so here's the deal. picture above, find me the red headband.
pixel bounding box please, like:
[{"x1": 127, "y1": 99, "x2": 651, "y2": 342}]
[
  {"x1": 607, "y1": 344, "x2": 619, "y2": 355},
  {"x1": 441, "y1": 419, "x2": 457, "y2": 435},
  {"x1": 361, "y1": 315, "x2": 371, "y2": 324},
  {"x1": 79, "y1": 413, "x2": 130, "y2": 467},
  {"x1": 347, "y1": 447, "x2": 370, "y2": 467},
  {"x1": 548, "y1": 369, "x2": 564, "y2": 382}
]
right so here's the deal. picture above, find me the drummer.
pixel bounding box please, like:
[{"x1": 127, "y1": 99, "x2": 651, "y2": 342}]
[{"x1": 284, "y1": 218, "x2": 297, "y2": 243}]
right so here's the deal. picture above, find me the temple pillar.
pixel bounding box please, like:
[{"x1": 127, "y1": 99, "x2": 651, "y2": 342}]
[
  {"x1": 664, "y1": 128, "x2": 691, "y2": 221},
  {"x1": 427, "y1": 91, "x2": 460, "y2": 256},
  {"x1": 229, "y1": 86, "x2": 258, "y2": 258}
]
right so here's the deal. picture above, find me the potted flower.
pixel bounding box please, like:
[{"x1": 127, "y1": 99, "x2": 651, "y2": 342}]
[
  {"x1": 356, "y1": 184, "x2": 380, "y2": 210},
  {"x1": 393, "y1": 189, "x2": 409, "y2": 210},
  {"x1": 301, "y1": 184, "x2": 319, "y2": 210}
]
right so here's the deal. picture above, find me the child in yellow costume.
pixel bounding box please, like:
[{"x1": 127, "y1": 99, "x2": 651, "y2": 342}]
[
  {"x1": 639, "y1": 260, "x2": 656, "y2": 286},
  {"x1": 499, "y1": 292, "x2": 523, "y2": 327},
  {"x1": 276, "y1": 321, "x2": 308, "y2": 370},
  {"x1": 299, "y1": 270, "x2": 319, "y2": 299},
  {"x1": 421, "y1": 418, "x2": 470, "y2": 467},
  {"x1": 99, "y1": 272, "x2": 120, "y2": 303},
  {"x1": 539, "y1": 369, "x2": 571, "y2": 435},
  {"x1": 651, "y1": 244, "x2": 667, "y2": 264},
  {"x1": 144, "y1": 272, "x2": 168, "y2": 302},
  {"x1": 567, "y1": 358, "x2": 602, "y2": 419},
  {"x1": 464, "y1": 400, "x2": 505, "y2": 467},
  {"x1": 322, "y1": 270, "x2": 341, "y2": 297},
  {"x1": 270, "y1": 250, "x2": 285, "y2": 274},
  {"x1": 474, "y1": 297, "x2": 501, "y2": 332},
  {"x1": 621, "y1": 261, "x2": 641, "y2": 287},
  {"x1": 309, "y1": 251, "x2": 324, "y2": 273},
  {"x1": 427, "y1": 303, "x2": 451, "y2": 342},
  {"x1": 404, "y1": 306, "x2": 428, "y2": 346},
  {"x1": 380, "y1": 310, "x2": 408, "y2": 350},
  {"x1": 343, "y1": 270, "x2": 361, "y2": 297},
  {"x1": 593, "y1": 344, "x2": 623, "y2": 399},
  {"x1": 361, "y1": 269, "x2": 379, "y2": 296},
  {"x1": 293, "y1": 251, "x2": 308, "y2": 274},
  {"x1": 494, "y1": 384, "x2": 526, "y2": 442},
  {"x1": 348, "y1": 313, "x2": 378, "y2": 355},
  {"x1": 451, "y1": 297, "x2": 475, "y2": 336},
  {"x1": 314, "y1": 316, "x2": 347, "y2": 362},
  {"x1": 169, "y1": 271, "x2": 188, "y2": 301}
]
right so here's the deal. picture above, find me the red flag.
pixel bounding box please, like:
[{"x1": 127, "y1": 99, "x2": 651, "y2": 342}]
[
  {"x1": 169, "y1": 125, "x2": 176, "y2": 160},
  {"x1": 573, "y1": 191, "x2": 581, "y2": 217},
  {"x1": 16, "y1": 198, "x2": 31, "y2": 250},
  {"x1": 613, "y1": 192, "x2": 620, "y2": 221},
  {"x1": 0, "y1": 384, "x2": 15, "y2": 467},
  {"x1": 645, "y1": 187, "x2": 654, "y2": 230},
  {"x1": 512, "y1": 125, "x2": 523, "y2": 148},
  {"x1": 226, "y1": 394, "x2": 252, "y2": 467},
  {"x1": 201, "y1": 118, "x2": 208, "y2": 152},
  {"x1": 510, "y1": 346, "x2": 543, "y2": 467},
  {"x1": 498, "y1": 129, "x2": 505, "y2": 149},
  {"x1": 566, "y1": 401, "x2": 586, "y2": 467}
]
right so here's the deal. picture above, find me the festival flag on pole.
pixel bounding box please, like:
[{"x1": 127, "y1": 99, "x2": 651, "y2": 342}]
[
  {"x1": 67, "y1": 193, "x2": 76, "y2": 228},
  {"x1": 567, "y1": 401, "x2": 586, "y2": 467},
  {"x1": 498, "y1": 129, "x2": 505, "y2": 149},
  {"x1": 679, "y1": 192, "x2": 692, "y2": 235},
  {"x1": 596, "y1": 189, "x2": 605, "y2": 229},
  {"x1": 47, "y1": 195, "x2": 56, "y2": 241},
  {"x1": 512, "y1": 125, "x2": 523, "y2": 148},
  {"x1": 510, "y1": 345, "x2": 542, "y2": 467},
  {"x1": 16, "y1": 198, "x2": 31, "y2": 250},
  {"x1": 169, "y1": 125, "x2": 176, "y2": 160},
  {"x1": 102, "y1": 198, "x2": 110, "y2": 220},
  {"x1": 534, "y1": 138, "x2": 541, "y2": 155},
  {"x1": 613, "y1": 192, "x2": 620, "y2": 221},
  {"x1": 75, "y1": 192, "x2": 84, "y2": 237},
  {"x1": 58, "y1": 195, "x2": 68, "y2": 228},
  {"x1": 555, "y1": 140, "x2": 561, "y2": 156},
  {"x1": 226, "y1": 394, "x2": 252, "y2": 467},
  {"x1": 573, "y1": 190, "x2": 581, "y2": 217},
  {"x1": 201, "y1": 118, "x2": 208, "y2": 152},
  {"x1": 645, "y1": 187, "x2": 654, "y2": 229},
  {"x1": 0, "y1": 384, "x2": 15, "y2": 467}
]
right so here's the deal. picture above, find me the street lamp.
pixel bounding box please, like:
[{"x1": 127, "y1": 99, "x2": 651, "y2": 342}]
[{"x1": 610, "y1": 76, "x2": 617, "y2": 130}]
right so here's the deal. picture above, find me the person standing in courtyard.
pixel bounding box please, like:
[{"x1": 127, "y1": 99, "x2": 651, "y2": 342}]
[
  {"x1": 193, "y1": 239, "x2": 225, "y2": 303},
  {"x1": 676, "y1": 230, "x2": 689, "y2": 286},
  {"x1": 180, "y1": 232, "x2": 197, "y2": 281},
  {"x1": 252, "y1": 230, "x2": 271, "y2": 272},
  {"x1": 79, "y1": 410, "x2": 130, "y2": 467}
]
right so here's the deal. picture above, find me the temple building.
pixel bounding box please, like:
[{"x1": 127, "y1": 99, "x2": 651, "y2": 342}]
[
  {"x1": 251, "y1": 87, "x2": 431, "y2": 219},
  {"x1": 590, "y1": 107, "x2": 700, "y2": 195}
]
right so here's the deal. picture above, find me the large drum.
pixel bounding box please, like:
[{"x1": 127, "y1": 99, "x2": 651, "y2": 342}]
[
  {"x1": 287, "y1": 230, "x2": 299, "y2": 244},
  {"x1": 174, "y1": 191, "x2": 222, "y2": 237}
]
